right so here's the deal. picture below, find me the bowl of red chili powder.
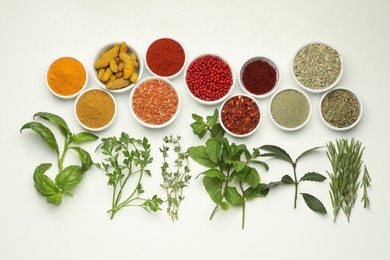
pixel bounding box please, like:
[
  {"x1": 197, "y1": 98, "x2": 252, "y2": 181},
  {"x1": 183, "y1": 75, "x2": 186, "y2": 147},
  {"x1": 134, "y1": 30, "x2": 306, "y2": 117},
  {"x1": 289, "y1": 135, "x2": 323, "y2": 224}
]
[
  {"x1": 238, "y1": 56, "x2": 280, "y2": 99},
  {"x1": 219, "y1": 94, "x2": 261, "y2": 137},
  {"x1": 129, "y1": 77, "x2": 180, "y2": 128},
  {"x1": 145, "y1": 38, "x2": 186, "y2": 80},
  {"x1": 184, "y1": 54, "x2": 235, "y2": 105}
]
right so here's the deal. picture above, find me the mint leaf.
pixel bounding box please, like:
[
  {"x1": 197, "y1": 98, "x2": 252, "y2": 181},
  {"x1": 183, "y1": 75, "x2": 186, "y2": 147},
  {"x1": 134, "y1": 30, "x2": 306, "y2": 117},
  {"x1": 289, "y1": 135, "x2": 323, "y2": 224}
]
[
  {"x1": 245, "y1": 183, "x2": 269, "y2": 200},
  {"x1": 225, "y1": 186, "x2": 244, "y2": 206},
  {"x1": 188, "y1": 146, "x2": 218, "y2": 168},
  {"x1": 191, "y1": 121, "x2": 207, "y2": 139},
  {"x1": 206, "y1": 138, "x2": 221, "y2": 164},
  {"x1": 203, "y1": 176, "x2": 224, "y2": 205},
  {"x1": 196, "y1": 169, "x2": 225, "y2": 180}
]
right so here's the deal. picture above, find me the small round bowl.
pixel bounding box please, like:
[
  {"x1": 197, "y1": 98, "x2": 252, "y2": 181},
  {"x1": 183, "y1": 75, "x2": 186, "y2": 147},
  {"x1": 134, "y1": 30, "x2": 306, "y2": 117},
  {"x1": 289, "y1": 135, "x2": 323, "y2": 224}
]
[
  {"x1": 184, "y1": 54, "x2": 235, "y2": 106},
  {"x1": 92, "y1": 42, "x2": 144, "y2": 94},
  {"x1": 292, "y1": 42, "x2": 343, "y2": 94},
  {"x1": 129, "y1": 77, "x2": 181, "y2": 128},
  {"x1": 319, "y1": 87, "x2": 363, "y2": 131},
  {"x1": 74, "y1": 88, "x2": 117, "y2": 132},
  {"x1": 144, "y1": 37, "x2": 187, "y2": 80},
  {"x1": 238, "y1": 56, "x2": 281, "y2": 99},
  {"x1": 219, "y1": 94, "x2": 262, "y2": 138},
  {"x1": 269, "y1": 88, "x2": 312, "y2": 131},
  {"x1": 45, "y1": 57, "x2": 88, "y2": 99}
]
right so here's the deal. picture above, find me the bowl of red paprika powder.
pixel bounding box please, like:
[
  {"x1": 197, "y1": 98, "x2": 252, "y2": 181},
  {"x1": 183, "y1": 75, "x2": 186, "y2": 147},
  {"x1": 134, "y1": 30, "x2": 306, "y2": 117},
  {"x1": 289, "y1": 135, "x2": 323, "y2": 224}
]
[
  {"x1": 184, "y1": 54, "x2": 235, "y2": 105},
  {"x1": 238, "y1": 56, "x2": 280, "y2": 99},
  {"x1": 145, "y1": 38, "x2": 186, "y2": 80},
  {"x1": 219, "y1": 94, "x2": 262, "y2": 137}
]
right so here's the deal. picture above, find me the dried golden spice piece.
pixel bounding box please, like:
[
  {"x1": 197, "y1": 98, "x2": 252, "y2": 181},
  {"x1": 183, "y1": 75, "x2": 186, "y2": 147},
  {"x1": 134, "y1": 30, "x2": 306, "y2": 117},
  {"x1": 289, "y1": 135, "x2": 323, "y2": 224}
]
[
  {"x1": 97, "y1": 68, "x2": 105, "y2": 80},
  {"x1": 101, "y1": 67, "x2": 113, "y2": 82},
  {"x1": 130, "y1": 72, "x2": 138, "y2": 83},
  {"x1": 119, "y1": 52, "x2": 135, "y2": 80},
  {"x1": 110, "y1": 60, "x2": 118, "y2": 73},
  {"x1": 95, "y1": 44, "x2": 120, "y2": 69},
  {"x1": 106, "y1": 77, "x2": 131, "y2": 90},
  {"x1": 119, "y1": 41, "x2": 128, "y2": 54}
]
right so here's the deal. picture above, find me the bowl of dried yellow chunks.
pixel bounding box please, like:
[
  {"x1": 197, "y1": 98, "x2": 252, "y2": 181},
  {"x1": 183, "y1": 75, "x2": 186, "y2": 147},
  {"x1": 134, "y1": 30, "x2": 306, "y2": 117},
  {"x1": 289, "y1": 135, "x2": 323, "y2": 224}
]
[{"x1": 93, "y1": 41, "x2": 143, "y2": 93}]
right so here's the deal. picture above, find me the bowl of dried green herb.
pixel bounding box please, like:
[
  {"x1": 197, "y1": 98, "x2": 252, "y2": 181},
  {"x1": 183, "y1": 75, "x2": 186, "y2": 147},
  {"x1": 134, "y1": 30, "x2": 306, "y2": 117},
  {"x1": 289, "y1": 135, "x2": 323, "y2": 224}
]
[
  {"x1": 319, "y1": 87, "x2": 363, "y2": 131},
  {"x1": 292, "y1": 42, "x2": 343, "y2": 93}
]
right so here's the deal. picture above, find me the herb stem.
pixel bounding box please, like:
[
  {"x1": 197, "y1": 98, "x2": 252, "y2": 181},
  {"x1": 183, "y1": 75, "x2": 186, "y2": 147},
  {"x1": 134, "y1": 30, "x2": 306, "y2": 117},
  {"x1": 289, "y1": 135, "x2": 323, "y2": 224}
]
[
  {"x1": 210, "y1": 167, "x2": 231, "y2": 221},
  {"x1": 239, "y1": 181, "x2": 246, "y2": 230},
  {"x1": 293, "y1": 162, "x2": 298, "y2": 209}
]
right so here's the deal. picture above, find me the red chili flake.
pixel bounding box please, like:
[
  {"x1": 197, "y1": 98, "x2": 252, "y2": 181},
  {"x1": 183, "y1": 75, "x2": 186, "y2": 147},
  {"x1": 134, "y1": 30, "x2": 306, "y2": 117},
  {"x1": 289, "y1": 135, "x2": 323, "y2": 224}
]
[
  {"x1": 221, "y1": 95, "x2": 260, "y2": 135},
  {"x1": 132, "y1": 79, "x2": 178, "y2": 125},
  {"x1": 185, "y1": 55, "x2": 233, "y2": 101},
  {"x1": 241, "y1": 59, "x2": 277, "y2": 95}
]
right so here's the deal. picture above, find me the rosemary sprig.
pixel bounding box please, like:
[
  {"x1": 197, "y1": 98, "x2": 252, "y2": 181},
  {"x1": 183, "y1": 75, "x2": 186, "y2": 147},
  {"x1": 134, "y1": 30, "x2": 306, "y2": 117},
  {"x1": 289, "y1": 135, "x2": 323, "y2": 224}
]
[
  {"x1": 361, "y1": 166, "x2": 371, "y2": 209},
  {"x1": 160, "y1": 135, "x2": 191, "y2": 221}
]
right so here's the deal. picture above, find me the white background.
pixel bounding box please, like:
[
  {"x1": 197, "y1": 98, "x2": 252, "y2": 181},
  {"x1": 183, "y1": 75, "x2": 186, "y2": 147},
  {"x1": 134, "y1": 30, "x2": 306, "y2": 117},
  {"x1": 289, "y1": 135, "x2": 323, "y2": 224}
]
[{"x1": 1, "y1": 0, "x2": 389, "y2": 259}]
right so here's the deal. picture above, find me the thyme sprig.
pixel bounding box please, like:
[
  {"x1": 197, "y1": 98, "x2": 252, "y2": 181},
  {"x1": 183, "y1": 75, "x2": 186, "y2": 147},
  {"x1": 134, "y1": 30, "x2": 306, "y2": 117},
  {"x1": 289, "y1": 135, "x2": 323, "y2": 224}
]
[{"x1": 160, "y1": 135, "x2": 191, "y2": 221}]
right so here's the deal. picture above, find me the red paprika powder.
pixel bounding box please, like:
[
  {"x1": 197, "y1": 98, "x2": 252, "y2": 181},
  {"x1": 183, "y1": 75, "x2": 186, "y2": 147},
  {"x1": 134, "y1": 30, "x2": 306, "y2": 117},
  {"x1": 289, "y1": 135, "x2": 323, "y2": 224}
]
[
  {"x1": 241, "y1": 58, "x2": 277, "y2": 95},
  {"x1": 146, "y1": 38, "x2": 185, "y2": 77}
]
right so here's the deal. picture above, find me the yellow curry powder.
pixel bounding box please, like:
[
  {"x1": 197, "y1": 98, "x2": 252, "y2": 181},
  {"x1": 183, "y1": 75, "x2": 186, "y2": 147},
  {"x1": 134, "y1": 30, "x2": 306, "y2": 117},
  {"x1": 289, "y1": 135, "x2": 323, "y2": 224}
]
[
  {"x1": 76, "y1": 89, "x2": 115, "y2": 129},
  {"x1": 47, "y1": 57, "x2": 86, "y2": 96}
]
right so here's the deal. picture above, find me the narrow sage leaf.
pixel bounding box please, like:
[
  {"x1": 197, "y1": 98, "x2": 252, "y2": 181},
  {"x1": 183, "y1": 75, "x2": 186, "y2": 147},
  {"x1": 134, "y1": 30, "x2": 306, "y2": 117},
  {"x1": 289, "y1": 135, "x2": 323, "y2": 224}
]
[
  {"x1": 249, "y1": 160, "x2": 269, "y2": 171},
  {"x1": 299, "y1": 172, "x2": 327, "y2": 182},
  {"x1": 281, "y1": 175, "x2": 295, "y2": 184},
  {"x1": 188, "y1": 146, "x2": 218, "y2": 168},
  {"x1": 69, "y1": 147, "x2": 93, "y2": 173},
  {"x1": 72, "y1": 132, "x2": 99, "y2": 144},
  {"x1": 46, "y1": 193, "x2": 62, "y2": 206},
  {"x1": 260, "y1": 145, "x2": 293, "y2": 164},
  {"x1": 203, "y1": 176, "x2": 224, "y2": 204},
  {"x1": 301, "y1": 193, "x2": 327, "y2": 214},
  {"x1": 21, "y1": 122, "x2": 59, "y2": 154},
  {"x1": 225, "y1": 186, "x2": 244, "y2": 206},
  {"x1": 206, "y1": 138, "x2": 221, "y2": 164},
  {"x1": 190, "y1": 121, "x2": 207, "y2": 139},
  {"x1": 296, "y1": 146, "x2": 324, "y2": 163},
  {"x1": 264, "y1": 181, "x2": 281, "y2": 190},
  {"x1": 245, "y1": 183, "x2": 269, "y2": 200},
  {"x1": 34, "y1": 112, "x2": 70, "y2": 138},
  {"x1": 55, "y1": 165, "x2": 83, "y2": 192},
  {"x1": 33, "y1": 163, "x2": 58, "y2": 196},
  {"x1": 196, "y1": 169, "x2": 225, "y2": 180}
]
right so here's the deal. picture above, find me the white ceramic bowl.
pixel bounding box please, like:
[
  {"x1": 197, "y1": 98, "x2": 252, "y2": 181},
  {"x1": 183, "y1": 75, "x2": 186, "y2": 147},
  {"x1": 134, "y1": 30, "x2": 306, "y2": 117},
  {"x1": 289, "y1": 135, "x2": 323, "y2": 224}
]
[
  {"x1": 45, "y1": 57, "x2": 88, "y2": 99},
  {"x1": 269, "y1": 88, "x2": 312, "y2": 131},
  {"x1": 319, "y1": 87, "x2": 363, "y2": 131},
  {"x1": 74, "y1": 88, "x2": 117, "y2": 132},
  {"x1": 92, "y1": 42, "x2": 144, "y2": 94},
  {"x1": 184, "y1": 54, "x2": 235, "y2": 106},
  {"x1": 292, "y1": 42, "x2": 343, "y2": 94},
  {"x1": 238, "y1": 56, "x2": 281, "y2": 99},
  {"x1": 219, "y1": 94, "x2": 262, "y2": 138},
  {"x1": 144, "y1": 37, "x2": 187, "y2": 80},
  {"x1": 129, "y1": 77, "x2": 181, "y2": 128}
]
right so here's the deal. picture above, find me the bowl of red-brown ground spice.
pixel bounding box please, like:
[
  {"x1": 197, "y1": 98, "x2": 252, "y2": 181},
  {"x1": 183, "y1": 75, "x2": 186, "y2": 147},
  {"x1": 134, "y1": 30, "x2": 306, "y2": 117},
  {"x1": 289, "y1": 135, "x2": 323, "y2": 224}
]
[
  {"x1": 219, "y1": 94, "x2": 262, "y2": 137},
  {"x1": 238, "y1": 56, "x2": 280, "y2": 99},
  {"x1": 129, "y1": 77, "x2": 180, "y2": 128},
  {"x1": 184, "y1": 54, "x2": 235, "y2": 105},
  {"x1": 145, "y1": 38, "x2": 186, "y2": 80}
]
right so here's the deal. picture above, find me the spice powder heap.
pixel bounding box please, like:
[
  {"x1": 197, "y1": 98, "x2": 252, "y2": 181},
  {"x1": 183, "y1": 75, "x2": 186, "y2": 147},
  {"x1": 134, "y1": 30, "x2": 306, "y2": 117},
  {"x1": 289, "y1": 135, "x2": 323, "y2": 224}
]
[
  {"x1": 270, "y1": 89, "x2": 310, "y2": 129},
  {"x1": 221, "y1": 95, "x2": 260, "y2": 135},
  {"x1": 132, "y1": 79, "x2": 178, "y2": 125},
  {"x1": 293, "y1": 43, "x2": 341, "y2": 90},
  {"x1": 241, "y1": 59, "x2": 277, "y2": 95},
  {"x1": 76, "y1": 89, "x2": 115, "y2": 129},
  {"x1": 321, "y1": 89, "x2": 360, "y2": 128}
]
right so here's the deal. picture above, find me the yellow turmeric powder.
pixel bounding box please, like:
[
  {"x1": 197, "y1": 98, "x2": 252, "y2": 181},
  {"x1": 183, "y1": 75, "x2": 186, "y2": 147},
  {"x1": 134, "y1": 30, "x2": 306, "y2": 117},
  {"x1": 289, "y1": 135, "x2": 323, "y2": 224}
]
[{"x1": 47, "y1": 57, "x2": 86, "y2": 96}]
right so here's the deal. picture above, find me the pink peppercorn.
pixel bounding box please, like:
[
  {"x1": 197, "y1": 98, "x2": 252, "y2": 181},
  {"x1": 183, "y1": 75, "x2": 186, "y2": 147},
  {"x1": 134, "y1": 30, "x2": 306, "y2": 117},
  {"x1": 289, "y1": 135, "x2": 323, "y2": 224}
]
[{"x1": 186, "y1": 55, "x2": 233, "y2": 102}]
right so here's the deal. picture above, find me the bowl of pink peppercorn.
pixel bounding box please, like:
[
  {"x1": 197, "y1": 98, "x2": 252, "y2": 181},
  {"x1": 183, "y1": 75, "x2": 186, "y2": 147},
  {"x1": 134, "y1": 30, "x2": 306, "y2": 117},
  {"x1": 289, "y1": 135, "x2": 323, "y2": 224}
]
[{"x1": 184, "y1": 54, "x2": 235, "y2": 105}]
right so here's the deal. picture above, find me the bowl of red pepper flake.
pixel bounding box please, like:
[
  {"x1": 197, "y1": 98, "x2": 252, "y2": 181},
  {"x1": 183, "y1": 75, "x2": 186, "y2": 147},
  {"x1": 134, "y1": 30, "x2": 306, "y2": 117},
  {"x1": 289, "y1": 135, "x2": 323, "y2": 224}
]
[
  {"x1": 184, "y1": 54, "x2": 234, "y2": 105},
  {"x1": 238, "y1": 56, "x2": 280, "y2": 99},
  {"x1": 129, "y1": 77, "x2": 180, "y2": 128},
  {"x1": 219, "y1": 94, "x2": 261, "y2": 137}
]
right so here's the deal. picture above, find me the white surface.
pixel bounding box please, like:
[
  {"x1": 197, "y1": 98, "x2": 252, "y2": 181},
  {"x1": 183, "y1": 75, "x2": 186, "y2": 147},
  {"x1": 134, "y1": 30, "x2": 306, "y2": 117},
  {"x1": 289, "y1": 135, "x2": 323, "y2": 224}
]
[{"x1": 1, "y1": 0, "x2": 389, "y2": 259}]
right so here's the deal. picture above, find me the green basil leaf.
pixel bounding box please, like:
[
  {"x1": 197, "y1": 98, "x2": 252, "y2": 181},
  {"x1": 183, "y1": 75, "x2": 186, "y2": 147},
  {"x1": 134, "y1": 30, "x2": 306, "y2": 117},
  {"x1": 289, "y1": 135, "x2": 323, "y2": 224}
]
[
  {"x1": 245, "y1": 183, "x2": 269, "y2": 200},
  {"x1": 72, "y1": 132, "x2": 99, "y2": 144},
  {"x1": 225, "y1": 186, "x2": 244, "y2": 206},
  {"x1": 281, "y1": 174, "x2": 295, "y2": 184},
  {"x1": 192, "y1": 113, "x2": 203, "y2": 123},
  {"x1": 188, "y1": 146, "x2": 218, "y2": 168},
  {"x1": 69, "y1": 147, "x2": 93, "y2": 173},
  {"x1": 21, "y1": 122, "x2": 59, "y2": 155},
  {"x1": 34, "y1": 112, "x2": 70, "y2": 138},
  {"x1": 203, "y1": 176, "x2": 224, "y2": 205},
  {"x1": 260, "y1": 145, "x2": 292, "y2": 164},
  {"x1": 299, "y1": 172, "x2": 327, "y2": 182},
  {"x1": 296, "y1": 146, "x2": 324, "y2": 163},
  {"x1": 234, "y1": 166, "x2": 260, "y2": 188},
  {"x1": 190, "y1": 121, "x2": 207, "y2": 139},
  {"x1": 33, "y1": 163, "x2": 58, "y2": 196},
  {"x1": 55, "y1": 165, "x2": 83, "y2": 192},
  {"x1": 206, "y1": 138, "x2": 221, "y2": 164},
  {"x1": 196, "y1": 169, "x2": 225, "y2": 180},
  {"x1": 301, "y1": 193, "x2": 327, "y2": 214},
  {"x1": 46, "y1": 193, "x2": 62, "y2": 206}
]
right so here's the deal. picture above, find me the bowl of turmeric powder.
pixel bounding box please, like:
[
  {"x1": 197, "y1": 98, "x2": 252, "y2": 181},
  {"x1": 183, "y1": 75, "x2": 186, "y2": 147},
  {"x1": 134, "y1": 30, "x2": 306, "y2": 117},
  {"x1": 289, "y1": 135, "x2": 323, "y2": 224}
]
[
  {"x1": 92, "y1": 42, "x2": 144, "y2": 93},
  {"x1": 45, "y1": 57, "x2": 88, "y2": 99}
]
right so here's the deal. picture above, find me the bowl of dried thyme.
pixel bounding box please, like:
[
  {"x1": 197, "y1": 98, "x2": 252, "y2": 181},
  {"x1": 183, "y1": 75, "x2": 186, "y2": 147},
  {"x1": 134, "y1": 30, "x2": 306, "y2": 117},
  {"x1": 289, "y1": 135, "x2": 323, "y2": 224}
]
[
  {"x1": 319, "y1": 87, "x2": 363, "y2": 131},
  {"x1": 292, "y1": 42, "x2": 343, "y2": 93}
]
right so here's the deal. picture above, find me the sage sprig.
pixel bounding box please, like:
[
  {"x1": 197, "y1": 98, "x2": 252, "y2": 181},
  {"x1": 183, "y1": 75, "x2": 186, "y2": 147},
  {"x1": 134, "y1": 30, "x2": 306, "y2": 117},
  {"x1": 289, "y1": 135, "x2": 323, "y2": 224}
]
[
  {"x1": 188, "y1": 109, "x2": 269, "y2": 229},
  {"x1": 160, "y1": 135, "x2": 191, "y2": 221},
  {"x1": 95, "y1": 132, "x2": 163, "y2": 219},
  {"x1": 21, "y1": 112, "x2": 98, "y2": 206},
  {"x1": 326, "y1": 139, "x2": 371, "y2": 222},
  {"x1": 260, "y1": 145, "x2": 327, "y2": 214}
]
